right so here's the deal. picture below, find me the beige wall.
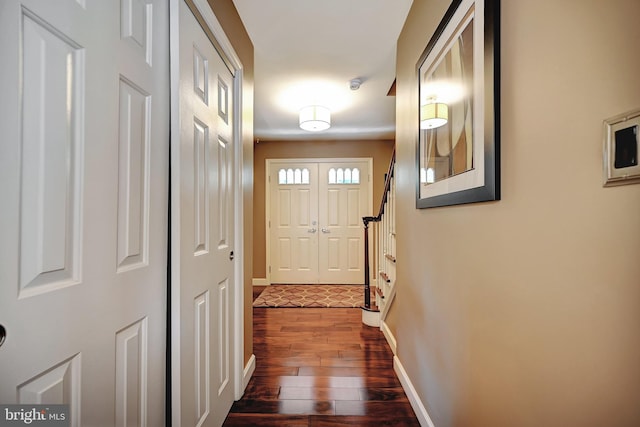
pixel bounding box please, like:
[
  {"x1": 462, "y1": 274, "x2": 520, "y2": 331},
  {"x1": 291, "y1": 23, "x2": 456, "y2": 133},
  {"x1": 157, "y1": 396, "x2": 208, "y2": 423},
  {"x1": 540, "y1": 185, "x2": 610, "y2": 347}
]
[
  {"x1": 392, "y1": 0, "x2": 640, "y2": 426},
  {"x1": 206, "y1": 0, "x2": 254, "y2": 365},
  {"x1": 253, "y1": 139, "x2": 394, "y2": 279}
]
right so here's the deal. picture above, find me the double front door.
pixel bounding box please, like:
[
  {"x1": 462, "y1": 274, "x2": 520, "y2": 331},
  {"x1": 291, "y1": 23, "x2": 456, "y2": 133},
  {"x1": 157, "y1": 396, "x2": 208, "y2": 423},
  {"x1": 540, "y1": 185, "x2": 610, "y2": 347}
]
[{"x1": 268, "y1": 159, "x2": 372, "y2": 284}]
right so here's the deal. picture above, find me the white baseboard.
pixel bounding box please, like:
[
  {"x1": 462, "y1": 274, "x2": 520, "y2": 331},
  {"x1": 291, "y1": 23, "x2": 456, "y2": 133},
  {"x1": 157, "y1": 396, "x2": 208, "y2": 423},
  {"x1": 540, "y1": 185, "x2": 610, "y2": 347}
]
[
  {"x1": 252, "y1": 278, "x2": 268, "y2": 286},
  {"x1": 381, "y1": 320, "x2": 397, "y2": 355},
  {"x1": 394, "y1": 356, "x2": 435, "y2": 427},
  {"x1": 242, "y1": 354, "x2": 256, "y2": 392}
]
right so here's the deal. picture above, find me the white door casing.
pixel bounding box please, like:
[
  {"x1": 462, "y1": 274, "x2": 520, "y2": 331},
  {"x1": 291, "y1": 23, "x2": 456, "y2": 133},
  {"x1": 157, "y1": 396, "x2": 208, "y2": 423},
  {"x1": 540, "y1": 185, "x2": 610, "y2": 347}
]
[
  {"x1": 170, "y1": 0, "x2": 244, "y2": 425},
  {"x1": 0, "y1": 0, "x2": 169, "y2": 425},
  {"x1": 267, "y1": 159, "x2": 372, "y2": 285}
]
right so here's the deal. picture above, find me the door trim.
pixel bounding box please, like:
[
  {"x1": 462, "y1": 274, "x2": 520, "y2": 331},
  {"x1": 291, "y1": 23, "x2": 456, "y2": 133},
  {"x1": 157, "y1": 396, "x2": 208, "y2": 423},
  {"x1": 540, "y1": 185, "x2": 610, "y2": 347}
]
[
  {"x1": 169, "y1": 0, "x2": 246, "y2": 423},
  {"x1": 265, "y1": 158, "x2": 373, "y2": 285}
]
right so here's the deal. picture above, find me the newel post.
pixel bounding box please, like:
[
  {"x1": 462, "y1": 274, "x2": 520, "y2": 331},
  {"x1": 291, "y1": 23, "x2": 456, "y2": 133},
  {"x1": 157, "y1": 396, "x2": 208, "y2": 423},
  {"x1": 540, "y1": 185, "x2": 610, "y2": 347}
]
[{"x1": 362, "y1": 216, "x2": 376, "y2": 309}]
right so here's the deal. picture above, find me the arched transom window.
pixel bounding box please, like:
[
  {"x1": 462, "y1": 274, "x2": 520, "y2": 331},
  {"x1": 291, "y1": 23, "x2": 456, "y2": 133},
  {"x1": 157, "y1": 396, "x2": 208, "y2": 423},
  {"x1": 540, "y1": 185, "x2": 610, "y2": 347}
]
[
  {"x1": 328, "y1": 167, "x2": 360, "y2": 184},
  {"x1": 278, "y1": 168, "x2": 310, "y2": 185}
]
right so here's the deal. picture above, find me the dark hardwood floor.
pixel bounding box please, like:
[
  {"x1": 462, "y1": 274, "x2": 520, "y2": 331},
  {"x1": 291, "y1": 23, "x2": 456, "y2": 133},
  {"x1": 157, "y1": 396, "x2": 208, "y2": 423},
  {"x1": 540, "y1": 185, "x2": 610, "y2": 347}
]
[{"x1": 223, "y1": 286, "x2": 420, "y2": 426}]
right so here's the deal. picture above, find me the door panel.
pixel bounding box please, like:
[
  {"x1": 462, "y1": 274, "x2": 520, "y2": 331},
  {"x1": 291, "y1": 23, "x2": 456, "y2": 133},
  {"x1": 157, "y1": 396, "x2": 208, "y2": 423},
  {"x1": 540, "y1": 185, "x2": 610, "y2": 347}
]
[
  {"x1": 115, "y1": 318, "x2": 148, "y2": 426},
  {"x1": 0, "y1": 0, "x2": 169, "y2": 425},
  {"x1": 176, "y1": 1, "x2": 235, "y2": 425},
  {"x1": 318, "y1": 161, "x2": 370, "y2": 284},
  {"x1": 117, "y1": 77, "x2": 151, "y2": 272},
  {"x1": 19, "y1": 7, "x2": 83, "y2": 297},
  {"x1": 269, "y1": 163, "x2": 319, "y2": 283}
]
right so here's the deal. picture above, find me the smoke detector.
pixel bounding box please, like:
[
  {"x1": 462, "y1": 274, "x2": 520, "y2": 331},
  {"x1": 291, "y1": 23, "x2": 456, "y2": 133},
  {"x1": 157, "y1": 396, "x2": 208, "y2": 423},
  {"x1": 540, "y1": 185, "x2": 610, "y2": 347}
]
[{"x1": 349, "y1": 78, "x2": 362, "y2": 91}]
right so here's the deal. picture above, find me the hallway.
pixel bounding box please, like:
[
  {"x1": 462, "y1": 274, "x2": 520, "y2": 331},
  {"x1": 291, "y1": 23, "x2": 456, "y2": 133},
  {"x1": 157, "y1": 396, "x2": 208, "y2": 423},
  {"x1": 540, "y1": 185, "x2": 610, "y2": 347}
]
[{"x1": 223, "y1": 288, "x2": 419, "y2": 426}]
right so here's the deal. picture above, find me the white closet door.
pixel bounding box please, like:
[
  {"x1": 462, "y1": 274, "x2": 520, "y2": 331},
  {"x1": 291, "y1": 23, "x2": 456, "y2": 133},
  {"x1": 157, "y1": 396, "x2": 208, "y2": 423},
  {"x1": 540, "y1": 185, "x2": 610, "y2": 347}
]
[
  {"x1": 173, "y1": 1, "x2": 236, "y2": 425},
  {"x1": 0, "y1": 0, "x2": 169, "y2": 425}
]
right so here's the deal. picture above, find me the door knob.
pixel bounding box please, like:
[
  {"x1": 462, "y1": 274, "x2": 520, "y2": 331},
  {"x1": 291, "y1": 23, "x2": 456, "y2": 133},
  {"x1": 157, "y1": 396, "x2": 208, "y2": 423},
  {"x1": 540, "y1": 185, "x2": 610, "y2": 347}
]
[
  {"x1": 321, "y1": 228, "x2": 330, "y2": 233},
  {"x1": 0, "y1": 324, "x2": 5, "y2": 348},
  {"x1": 307, "y1": 228, "x2": 317, "y2": 233}
]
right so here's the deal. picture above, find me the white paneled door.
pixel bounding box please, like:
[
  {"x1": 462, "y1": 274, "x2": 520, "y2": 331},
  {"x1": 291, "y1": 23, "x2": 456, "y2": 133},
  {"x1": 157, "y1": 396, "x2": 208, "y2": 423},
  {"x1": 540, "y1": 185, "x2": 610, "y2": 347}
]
[
  {"x1": 0, "y1": 0, "x2": 169, "y2": 426},
  {"x1": 172, "y1": 1, "x2": 236, "y2": 426},
  {"x1": 268, "y1": 163, "x2": 319, "y2": 283},
  {"x1": 269, "y1": 159, "x2": 371, "y2": 284}
]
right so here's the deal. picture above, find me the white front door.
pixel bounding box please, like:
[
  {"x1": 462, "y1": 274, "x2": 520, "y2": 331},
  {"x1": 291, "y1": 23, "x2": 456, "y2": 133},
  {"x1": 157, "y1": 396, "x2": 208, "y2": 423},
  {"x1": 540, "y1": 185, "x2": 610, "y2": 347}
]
[
  {"x1": 318, "y1": 161, "x2": 370, "y2": 284},
  {"x1": 173, "y1": 1, "x2": 236, "y2": 425},
  {"x1": 269, "y1": 163, "x2": 320, "y2": 283},
  {"x1": 0, "y1": 0, "x2": 169, "y2": 425},
  {"x1": 268, "y1": 159, "x2": 371, "y2": 284}
]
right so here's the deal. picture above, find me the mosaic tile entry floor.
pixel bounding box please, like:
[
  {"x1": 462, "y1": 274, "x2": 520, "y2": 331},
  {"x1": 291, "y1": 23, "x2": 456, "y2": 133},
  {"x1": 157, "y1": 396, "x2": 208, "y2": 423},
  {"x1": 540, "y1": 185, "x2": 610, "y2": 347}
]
[{"x1": 252, "y1": 284, "x2": 363, "y2": 308}]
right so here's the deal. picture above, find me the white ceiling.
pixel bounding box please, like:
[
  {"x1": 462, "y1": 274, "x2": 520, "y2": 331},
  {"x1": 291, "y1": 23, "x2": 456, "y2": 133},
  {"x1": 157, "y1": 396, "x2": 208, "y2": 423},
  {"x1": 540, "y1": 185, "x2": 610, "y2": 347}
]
[{"x1": 231, "y1": 0, "x2": 414, "y2": 141}]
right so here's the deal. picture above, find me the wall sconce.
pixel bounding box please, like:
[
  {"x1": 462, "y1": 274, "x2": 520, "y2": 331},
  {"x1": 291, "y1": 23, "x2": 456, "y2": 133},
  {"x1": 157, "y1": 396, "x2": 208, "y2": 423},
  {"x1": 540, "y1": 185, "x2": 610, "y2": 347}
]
[
  {"x1": 299, "y1": 105, "x2": 331, "y2": 131},
  {"x1": 420, "y1": 102, "x2": 448, "y2": 129}
]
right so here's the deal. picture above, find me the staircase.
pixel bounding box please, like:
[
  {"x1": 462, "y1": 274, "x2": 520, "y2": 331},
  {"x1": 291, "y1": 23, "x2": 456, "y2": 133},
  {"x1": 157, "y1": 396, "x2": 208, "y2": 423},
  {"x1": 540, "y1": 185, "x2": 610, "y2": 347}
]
[{"x1": 361, "y1": 149, "x2": 396, "y2": 327}]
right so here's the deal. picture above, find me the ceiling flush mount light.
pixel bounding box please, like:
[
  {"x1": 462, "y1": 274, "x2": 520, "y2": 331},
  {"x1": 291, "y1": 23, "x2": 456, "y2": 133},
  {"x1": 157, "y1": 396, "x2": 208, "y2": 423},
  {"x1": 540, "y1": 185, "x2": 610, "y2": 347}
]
[
  {"x1": 299, "y1": 105, "x2": 331, "y2": 131},
  {"x1": 420, "y1": 102, "x2": 448, "y2": 129}
]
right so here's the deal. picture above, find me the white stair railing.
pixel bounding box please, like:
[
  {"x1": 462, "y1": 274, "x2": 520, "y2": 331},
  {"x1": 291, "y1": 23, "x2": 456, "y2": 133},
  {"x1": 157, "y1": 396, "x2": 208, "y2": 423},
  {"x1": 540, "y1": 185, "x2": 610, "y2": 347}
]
[
  {"x1": 374, "y1": 165, "x2": 396, "y2": 320},
  {"x1": 361, "y1": 150, "x2": 396, "y2": 323}
]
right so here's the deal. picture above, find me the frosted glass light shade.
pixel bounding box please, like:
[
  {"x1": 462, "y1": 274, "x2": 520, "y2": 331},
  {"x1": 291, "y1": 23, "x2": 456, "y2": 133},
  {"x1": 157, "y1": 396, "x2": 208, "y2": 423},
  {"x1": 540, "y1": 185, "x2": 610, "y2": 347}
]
[
  {"x1": 299, "y1": 105, "x2": 331, "y2": 131},
  {"x1": 420, "y1": 102, "x2": 448, "y2": 129}
]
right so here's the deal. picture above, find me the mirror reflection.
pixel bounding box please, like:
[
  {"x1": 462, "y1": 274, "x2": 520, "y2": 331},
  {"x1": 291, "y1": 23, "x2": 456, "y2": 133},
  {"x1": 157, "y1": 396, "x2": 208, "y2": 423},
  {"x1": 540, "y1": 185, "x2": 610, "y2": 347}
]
[{"x1": 419, "y1": 14, "x2": 475, "y2": 186}]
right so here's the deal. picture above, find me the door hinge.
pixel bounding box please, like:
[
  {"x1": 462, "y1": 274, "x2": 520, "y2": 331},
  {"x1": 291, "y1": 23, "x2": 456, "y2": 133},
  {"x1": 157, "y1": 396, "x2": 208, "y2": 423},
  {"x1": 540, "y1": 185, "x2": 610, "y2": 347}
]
[{"x1": 269, "y1": 266, "x2": 271, "y2": 273}]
